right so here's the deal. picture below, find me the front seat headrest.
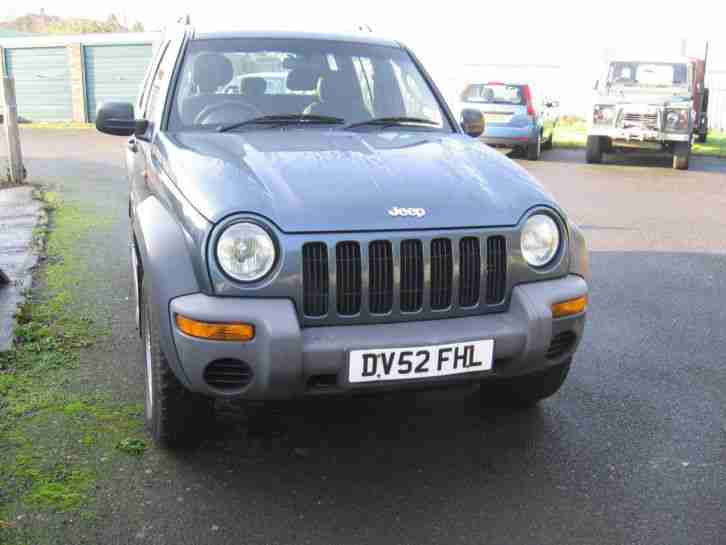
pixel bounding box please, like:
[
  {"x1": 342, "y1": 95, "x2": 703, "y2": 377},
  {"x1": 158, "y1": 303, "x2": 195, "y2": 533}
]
[
  {"x1": 287, "y1": 67, "x2": 319, "y2": 91},
  {"x1": 242, "y1": 77, "x2": 267, "y2": 97},
  {"x1": 193, "y1": 53, "x2": 234, "y2": 93},
  {"x1": 318, "y1": 71, "x2": 351, "y2": 101}
]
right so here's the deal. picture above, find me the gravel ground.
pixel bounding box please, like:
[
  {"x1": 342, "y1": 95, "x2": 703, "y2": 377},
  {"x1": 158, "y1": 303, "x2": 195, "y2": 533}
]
[{"x1": 5, "y1": 129, "x2": 726, "y2": 545}]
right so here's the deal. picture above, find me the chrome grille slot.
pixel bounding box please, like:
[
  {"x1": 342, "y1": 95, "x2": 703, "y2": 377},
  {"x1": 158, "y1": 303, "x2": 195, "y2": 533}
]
[
  {"x1": 430, "y1": 238, "x2": 453, "y2": 310},
  {"x1": 459, "y1": 237, "x2": 481, "y2": 307},
  {"x1": 336, "y1": 241, "x2": 362, "y2": 316},
  {"x1": 369, "y1": 240, "x2": 394, "y2": 314},
  {"x1": 302, "y1": 242, "x2": 328, "y2": 317},
  {"x1": 486, "y1": 236, "x2": 507, "y2": 304},
  {"x1": 400, "y1": 239, "x2": 424, "y2": 312}
]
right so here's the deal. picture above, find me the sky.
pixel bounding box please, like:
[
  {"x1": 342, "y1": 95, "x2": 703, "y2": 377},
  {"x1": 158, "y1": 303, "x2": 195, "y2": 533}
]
[{"x1": 3, "y1": 0, "x2": 725, "y2": 114}]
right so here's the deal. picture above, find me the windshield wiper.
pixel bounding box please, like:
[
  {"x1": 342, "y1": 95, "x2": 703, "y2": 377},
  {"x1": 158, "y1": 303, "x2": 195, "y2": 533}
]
[
  {"x1": 218, "y1": 114, "x2": 345, "y2": 133},
  {"x1": 345, "y1": 117, "x2": 441, "y2": 130}
]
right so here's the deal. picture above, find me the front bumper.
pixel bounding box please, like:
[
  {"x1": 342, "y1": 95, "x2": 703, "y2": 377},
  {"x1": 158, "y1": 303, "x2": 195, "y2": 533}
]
[
  {"x1": 589, "y1": 126, "x2": 691, "y2": 144},
  {"x1": 167, "y1": 275, "x2": 587, "y2": 400}
]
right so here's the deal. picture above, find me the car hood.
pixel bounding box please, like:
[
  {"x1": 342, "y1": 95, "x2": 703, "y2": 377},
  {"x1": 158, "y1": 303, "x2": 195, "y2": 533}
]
[{"x1": 159, "y1": 129, "x2": 558, "y2": 233}]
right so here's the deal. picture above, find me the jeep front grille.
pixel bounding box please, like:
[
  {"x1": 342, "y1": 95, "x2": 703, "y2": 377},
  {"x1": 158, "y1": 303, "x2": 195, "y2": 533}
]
[
  {"x1": 301, "y1": 234, "x2": 508, "y2": 324},
  {"x1": 620, "y1": 112, "x2": 659, "y2": 130}
]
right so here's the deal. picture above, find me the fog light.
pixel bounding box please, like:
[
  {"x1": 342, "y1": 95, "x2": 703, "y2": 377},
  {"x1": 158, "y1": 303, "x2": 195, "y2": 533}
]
[
  {"x1": 551, "y1": 296, "x2": 587, "y2": 318},
  {"x1": 175, "y1": 314, "x2": 255, "y2": 341}
]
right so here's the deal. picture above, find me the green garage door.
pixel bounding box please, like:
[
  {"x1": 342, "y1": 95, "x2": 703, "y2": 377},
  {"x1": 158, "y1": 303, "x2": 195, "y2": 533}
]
[
  {"x1": 4, "y1": 47, "x2": 73, "y2": 122},
  {"x1": 84, "y1": 44, "x2": 153, "y2": 121}
]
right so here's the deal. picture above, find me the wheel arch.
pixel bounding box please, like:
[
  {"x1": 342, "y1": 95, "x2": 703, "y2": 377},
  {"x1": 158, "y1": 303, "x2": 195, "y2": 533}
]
[{"x1": 132, "y1": 196, "x2": 201, "y2": 388}]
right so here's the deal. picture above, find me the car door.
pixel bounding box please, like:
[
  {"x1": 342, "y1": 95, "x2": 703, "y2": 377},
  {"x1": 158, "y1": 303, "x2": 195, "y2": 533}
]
[
  {"x1": 130, "y1": 37, "x2": 182, "y2": 212},
  {"x1": 128, "y1": 41, "x2": 168, "y2": 213}
]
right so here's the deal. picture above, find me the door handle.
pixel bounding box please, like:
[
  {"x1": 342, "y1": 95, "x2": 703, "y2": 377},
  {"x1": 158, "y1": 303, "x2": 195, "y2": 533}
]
[{"x1": 128, "y1": 138, "x2": 138, "y2": 153}]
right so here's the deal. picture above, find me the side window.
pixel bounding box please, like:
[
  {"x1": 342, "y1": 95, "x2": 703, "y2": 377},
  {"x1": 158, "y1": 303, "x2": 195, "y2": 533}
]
[
  {"x1": 137, "y1": 43, "x2": 165, "y2": 113},
  {"x1": 145, "y1": 41, "x2": 179, "y2": 122},
  {"x1": 391, "y1": 61, "x2": 442, "y2": 124}
]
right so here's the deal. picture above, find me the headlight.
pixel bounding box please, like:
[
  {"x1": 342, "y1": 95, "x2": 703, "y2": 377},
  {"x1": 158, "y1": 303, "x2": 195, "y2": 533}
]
[
  {"x1": 216, "y1": 222, "x2": 276, "y2": 282},
  {"x1": 593, "y1": 105, "x2": 615, "y2": 125},
  {"x1": 665, "y1": 109, "x2": 688, "y2": 132},
  {"x1": 521, "y1": 214, "x2": 560, "y2": 268}
]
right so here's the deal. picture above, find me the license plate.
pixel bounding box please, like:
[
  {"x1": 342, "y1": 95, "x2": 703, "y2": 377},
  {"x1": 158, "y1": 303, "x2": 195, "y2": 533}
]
[
  {"x1": 348, "y1": 340, "x2": 494, "y2": 384},
  {"x1": 484, "y1": 114, "x2": 511, "y2": 124}
]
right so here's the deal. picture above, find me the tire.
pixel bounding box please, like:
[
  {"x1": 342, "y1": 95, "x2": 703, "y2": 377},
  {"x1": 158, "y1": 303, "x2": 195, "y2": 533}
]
[
  {"x1": 586, "y1": 135, "x2": 604, "y2": 164},
  {"x1": 479, "y1": 359, "x2": 571, "y2": 408},
  {"x1": 526, "y1": 135, "x2": 541, "y2": 160},
  {"x1": 542, "y1": 129, "x2": 554, "y2": 150},
  {"x1": 672, "y1": 141, "x2": 691, "y2": 170},
  {"x1": 140, "y1": 280, "x2": 214, "y2": 448}
]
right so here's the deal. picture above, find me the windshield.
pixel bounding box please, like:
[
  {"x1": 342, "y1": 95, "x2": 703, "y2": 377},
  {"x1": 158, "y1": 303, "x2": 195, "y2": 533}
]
[
  {"x1": 461, "y1": 83, "x2": 525, "y2": 105},
  {"x1": 168, "y1": 38, "x2": 451, "y2": 131},
  {"x1": 606, "y1": 62, "x2": 690, "y2": 89}
]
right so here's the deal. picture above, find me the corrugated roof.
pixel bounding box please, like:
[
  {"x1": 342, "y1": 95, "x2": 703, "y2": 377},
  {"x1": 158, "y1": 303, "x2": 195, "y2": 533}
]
[{"x1": 0, "y1": 31, "x2": 161, "y2": 48}]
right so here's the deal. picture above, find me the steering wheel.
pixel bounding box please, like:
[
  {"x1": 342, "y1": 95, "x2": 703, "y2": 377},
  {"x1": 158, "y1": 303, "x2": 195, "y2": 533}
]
[{"x1": 194, "y1": 101, "x2": 262, "y2": 126}]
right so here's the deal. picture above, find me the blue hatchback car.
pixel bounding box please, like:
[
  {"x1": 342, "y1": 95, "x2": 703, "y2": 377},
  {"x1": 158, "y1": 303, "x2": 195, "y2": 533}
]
[{"x1": 459, "y1": 82, "x2": 559, "y2": 160}]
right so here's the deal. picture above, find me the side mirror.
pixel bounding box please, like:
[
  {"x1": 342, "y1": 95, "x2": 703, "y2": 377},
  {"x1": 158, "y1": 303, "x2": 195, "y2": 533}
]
[
  {"x1": 593, "y1": 80, "x2": 599, "y2": 91},
  {"x1": 96, "y1": 102, "x2": 147, "y2": 138},
  {"x1": 546, "y1": 100, "x2": 560, "y2": 108},
  {"x1": 460, "y1": 108, "x2": 485, "y2": 138}
]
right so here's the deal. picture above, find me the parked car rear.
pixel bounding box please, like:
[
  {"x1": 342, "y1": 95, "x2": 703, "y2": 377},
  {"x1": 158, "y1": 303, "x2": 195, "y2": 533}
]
[{"x1": 459, "y1": 82, "x2": 559, "y2": 160}]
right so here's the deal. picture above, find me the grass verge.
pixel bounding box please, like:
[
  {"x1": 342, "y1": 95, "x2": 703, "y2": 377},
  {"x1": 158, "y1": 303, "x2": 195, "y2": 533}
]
[
  {"x1": 553, "y1": 120, "x2": 726, "y2": 158},
  {"x1": 0, "y1": 192, "x2": 146, "y2": 543},
  {"x1": 18, "y1": 122, "x2": 95, "y2": 130}
]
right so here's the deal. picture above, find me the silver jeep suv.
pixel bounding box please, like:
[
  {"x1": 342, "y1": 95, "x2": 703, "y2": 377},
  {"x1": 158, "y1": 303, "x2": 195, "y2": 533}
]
[{"x1": 95, "y1": 23, "x2": 589, "y2": 448}]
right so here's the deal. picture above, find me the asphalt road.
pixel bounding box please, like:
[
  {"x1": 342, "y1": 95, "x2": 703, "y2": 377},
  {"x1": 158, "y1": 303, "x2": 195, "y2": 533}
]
[{"x1": 9, "y1": 130, "x2": 726, "y2": 545}]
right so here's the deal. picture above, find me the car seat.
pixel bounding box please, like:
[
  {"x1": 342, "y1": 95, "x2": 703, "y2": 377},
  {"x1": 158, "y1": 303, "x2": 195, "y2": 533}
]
[
  {"x1": 182, "y1": 53, "x2": 235, "y2": 124},
  {"x1": 304, "y1": 71, "x2": 370, "y2": 122}
]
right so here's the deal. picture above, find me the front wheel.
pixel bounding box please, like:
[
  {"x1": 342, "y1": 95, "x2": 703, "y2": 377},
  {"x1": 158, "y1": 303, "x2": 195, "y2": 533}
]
[
  {"x1": 479, "y1": 360, "x2": 571, "y2": 408},
  {"x1": 672, "y1": 141, "x2": 691, "y2": 170},
  {"x1": 542, "y1": 128, "x2": 554, "y2": 150},
  {"x1": 586, "y1": 135, "x2": 604, "y2": 164},
  {"x1": 526, "y1": 135, "x2": 541, "y2": 160},
  {"x1": 140, "y1": 280, "x2": 214, "y2": 448}
]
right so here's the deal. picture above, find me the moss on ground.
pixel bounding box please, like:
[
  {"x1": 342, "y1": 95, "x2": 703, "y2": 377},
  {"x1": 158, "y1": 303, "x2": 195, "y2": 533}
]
[{"x1": 0, "y1": 192, "x2": 146, "y2": 542}]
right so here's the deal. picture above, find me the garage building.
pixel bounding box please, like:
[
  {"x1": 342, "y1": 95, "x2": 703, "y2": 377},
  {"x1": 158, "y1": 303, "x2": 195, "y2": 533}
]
[{"x1": 0, "y1": 32, "x2": 159, "y2": 123}]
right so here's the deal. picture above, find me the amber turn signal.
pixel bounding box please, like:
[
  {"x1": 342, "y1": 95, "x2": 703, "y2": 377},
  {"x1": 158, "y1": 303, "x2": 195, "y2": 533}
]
[
  {"x1": 175, "y1": 314, "x2": 255, "y2": 341},
  {"x1": 551, "y1": 296, "x2": 587, "y2": 318}
]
